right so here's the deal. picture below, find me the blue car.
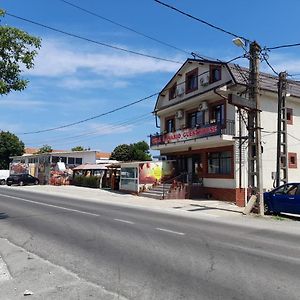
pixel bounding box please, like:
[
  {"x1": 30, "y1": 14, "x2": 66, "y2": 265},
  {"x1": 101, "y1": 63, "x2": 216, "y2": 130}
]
[{"x1": 264, "y1": 183, "x2": 300, "y2": 215}]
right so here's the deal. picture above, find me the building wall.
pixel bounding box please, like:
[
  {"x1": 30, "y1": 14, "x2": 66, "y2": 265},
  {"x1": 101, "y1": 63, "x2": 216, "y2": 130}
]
[{"x1": 157, "y1": 63, "x2": 232, "y2": 111}]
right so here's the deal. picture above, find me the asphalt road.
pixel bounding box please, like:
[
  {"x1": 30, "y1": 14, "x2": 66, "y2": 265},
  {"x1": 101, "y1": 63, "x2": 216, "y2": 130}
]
[{"x1": 0, "y1": 188, "x2": 300, "y2": 300}]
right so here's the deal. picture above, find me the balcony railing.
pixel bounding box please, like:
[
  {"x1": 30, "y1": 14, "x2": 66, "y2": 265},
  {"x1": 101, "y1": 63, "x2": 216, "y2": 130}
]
[{"x1": 150, "y1": 120, "x2": 235, "y2": 147}]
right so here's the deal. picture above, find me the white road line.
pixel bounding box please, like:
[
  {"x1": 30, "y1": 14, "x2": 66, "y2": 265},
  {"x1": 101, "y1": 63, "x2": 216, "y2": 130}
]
[
  {"x1": 156, "y1": 228, "x2": 185, "y2": 236},
  {"x1": 0, "y1": 193, "x2": 100, "y2": 217},
  {"x1": 114, "y1": 218, "x2": 135, "y2": 224}
]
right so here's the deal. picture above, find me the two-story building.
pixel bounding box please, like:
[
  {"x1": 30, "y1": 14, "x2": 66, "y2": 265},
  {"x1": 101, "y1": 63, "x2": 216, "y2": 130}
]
[{"x1": 150, "y1": 58, "x2": 300, "y2": 206}]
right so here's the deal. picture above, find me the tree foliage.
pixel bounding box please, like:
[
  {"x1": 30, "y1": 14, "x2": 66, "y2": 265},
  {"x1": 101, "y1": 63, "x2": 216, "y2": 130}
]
[
  {"x1": 71, "y1": 146, "x2": 84, "y2": 151},
  {"x1": 0, "y1": 131, "x2": 24, "y2": 169},
  {"x1": 110, "y1": 141, "x2": 151, "y2": 161},
  {"x1": 110, "y1": 144, "x2": 133, "y2": 161},
  {"x1": 0, "y1": 9, "x2": 41, "y2": 95},
  {"x1": 37, "y1": 144, "x2": 53, "y2": 154}
]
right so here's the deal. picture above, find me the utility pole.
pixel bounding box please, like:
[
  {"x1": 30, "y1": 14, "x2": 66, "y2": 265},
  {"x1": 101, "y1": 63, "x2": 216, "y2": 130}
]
[
  {"x1": 247, "y1": 41, "x2": 264, "y2": 216},
  {"x1": 276, "y1": 71, "x2": 288, "y2": 187}
]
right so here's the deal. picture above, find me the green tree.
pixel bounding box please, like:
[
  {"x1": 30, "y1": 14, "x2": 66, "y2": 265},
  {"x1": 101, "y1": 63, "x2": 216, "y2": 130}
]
[
  {"x1": 110, "y1": 141, "x2": 151, "y2": 161},
  {"x1": 0, "y1": 9, "x2": 41, "y2": 95},
  {"x1": 110, "y1": 144, "x2": 133, "y2": 161},
  {"x1": 37, "y1": 144, "x2": 52, "y2": 154},
  {"x1": 0, "y1": 131, "x2": 24, "y2": 169},
  {"x1": 131, "y1": 141, "x2": 151, "y2": 161},
  {"x1": 71, "y1": 146, "x2": 84, "y2": 151}
]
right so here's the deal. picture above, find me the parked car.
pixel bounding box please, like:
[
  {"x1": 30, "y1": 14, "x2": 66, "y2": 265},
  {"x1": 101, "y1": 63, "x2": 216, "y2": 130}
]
[
  {"x1": 264, "y1": 183, "x2": 300, "y2": 215},
  {"x1": 6, "y1": 174, "x2": 39, "y2": 186},
  {"x1": 0, "y1": 170, "x2": 10, "y2": 185}
]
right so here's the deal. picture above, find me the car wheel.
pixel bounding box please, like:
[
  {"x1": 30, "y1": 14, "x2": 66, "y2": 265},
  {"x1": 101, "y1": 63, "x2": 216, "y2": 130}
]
[
  {"x1": 19, "y1": 181, "x2": 24, "y2": 186},
  {"x1": 7, "y1": 183, "x2": 11, "y2": 186},
  {"x1": 34, "y1": 180, "x2": 39, "y2": 185},
  {"x1": 0, "y1": 179, "x2": 5, "y2": 185}
]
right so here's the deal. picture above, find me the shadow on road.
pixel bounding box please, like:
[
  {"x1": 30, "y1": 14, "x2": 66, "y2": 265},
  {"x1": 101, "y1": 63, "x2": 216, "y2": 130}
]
[
  {"x1": 0, "y1": 212, "x2": 9, "y2": 220},
  {"x1": 188, "y1": 203, "x2": 242, "y2": 214}
]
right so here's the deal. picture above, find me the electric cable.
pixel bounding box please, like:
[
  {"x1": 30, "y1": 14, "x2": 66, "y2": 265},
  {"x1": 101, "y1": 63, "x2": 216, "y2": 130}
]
[
  {"x1": 154, "y1": 0, "x2": 251, "y2": 43},
  {"x1": 19, "y1": 54, "x2": 247, "y2": 136},
  {"x1": 19, "y1": 93, "x2": 159, "y2": 135},
  {"x1": 262, "y1": 55, "x2": 279, "y2": 76},
  {"x1": 59, "y1": 0, "x2": 190, "y2": 56},
  {"x1": 24, "y1": 113, "x2": 152, "y2": 145},
  {"x1": 27, "y1": 114, "x2": 153, "y2": 148},
  {"x1": 266, "y1": 42, "x2": 300, "y2": 51},
  {"x1": 5, "y1": 12, "x2": 183, "y2": 65}
]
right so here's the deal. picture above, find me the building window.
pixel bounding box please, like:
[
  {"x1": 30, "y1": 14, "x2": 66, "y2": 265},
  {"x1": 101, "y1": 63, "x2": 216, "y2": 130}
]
[
  {"x1": 165, "y1": 117, "x2": 175, "y2": 133},
  {"x1": 52, "y1": 156, "x2": 60, "y2": 163},
  {"x1": 60, "y1": 157, "x2": 67, "y2": 163},
  {"x1": 187, "y1": 110, "x2": 205, "y2": 128},
  {"x1": 210, "y1": 103, "x2": 225, "y2": 125},
  {"x1": 185, "y1": 68, "x2": 198, "y2": 94},
  {"x1": 210, "y1": 65, "x2": 222, "y2": 83},
  {"x1": 288, "y1": 152, "x2": 297, "y2": 168},
  {"x1": 169, "y1": 83, "x2": 177, "y2": 100},
  {"x1": 287, "y1": 108, "x2": 293, "y2": 125},
  {"x1": 75, "y1": 158, "x2": 83, "y2": 165},
  {"x1": 208, "y1": 151, "x2": 232, "y2": 175},
  {"x1": 68, "y1": 157, "x2": 75, "y2": 164}
]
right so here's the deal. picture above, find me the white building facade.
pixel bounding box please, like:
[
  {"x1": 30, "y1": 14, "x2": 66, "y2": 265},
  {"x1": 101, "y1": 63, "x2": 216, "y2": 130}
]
[{"x1": 150, "y1": 59, "x2": 300, "y2": 206}]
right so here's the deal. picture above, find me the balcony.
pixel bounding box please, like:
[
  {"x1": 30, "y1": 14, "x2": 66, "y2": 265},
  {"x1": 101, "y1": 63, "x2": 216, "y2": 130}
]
[{"x1": 150, "y1": 120, "x2": 235, "y2": 148}]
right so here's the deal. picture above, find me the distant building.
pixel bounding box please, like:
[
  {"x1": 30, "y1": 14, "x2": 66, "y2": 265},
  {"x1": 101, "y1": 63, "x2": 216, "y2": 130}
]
[{"x1": 10, "y1": 150, "x2": 97, "y2": 185}]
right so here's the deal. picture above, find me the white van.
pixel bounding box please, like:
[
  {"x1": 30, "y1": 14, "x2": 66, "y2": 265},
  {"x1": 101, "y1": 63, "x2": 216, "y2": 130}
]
[{"x1": 0, "y1": 170, "x2": 10, "y2": 185}]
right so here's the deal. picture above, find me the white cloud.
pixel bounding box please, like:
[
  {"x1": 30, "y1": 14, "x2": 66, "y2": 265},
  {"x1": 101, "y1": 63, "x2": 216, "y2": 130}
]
[
  {"x1": 0, "y1": 122, "x2": 22, "y2": 132},
  {"x1": 261, "y1": 53, "x2": 300, "y2": 74},
  {"x1": 27, "y1": 38, "x2": 182, "y2": 78},
  {"x1": 0, "y1": 98, "x2": 44, "y2": 108},
  {"x1": 58, "y1": 78, "x2": 130, "y2": 90}
]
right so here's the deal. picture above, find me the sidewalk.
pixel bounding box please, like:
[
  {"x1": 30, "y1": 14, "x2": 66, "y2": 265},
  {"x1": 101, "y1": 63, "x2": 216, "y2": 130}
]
[{"x1": 0, "y1": 185, "x2": 244, "y2": 219}]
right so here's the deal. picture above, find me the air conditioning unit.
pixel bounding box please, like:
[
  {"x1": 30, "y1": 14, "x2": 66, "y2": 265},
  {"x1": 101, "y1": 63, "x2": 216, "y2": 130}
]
[
  {"x1": 175, "y1": 109, "x2": 184, "y2": 119},
  {"x1": 199, "y1": 75, "x2": 210, "y2": 86},
  {"x1": 198, "y1": 101, "x2": 208, "y2": 111},
  {"x1": 176, "y1": 86, "x2": 184, "y2": 96}
]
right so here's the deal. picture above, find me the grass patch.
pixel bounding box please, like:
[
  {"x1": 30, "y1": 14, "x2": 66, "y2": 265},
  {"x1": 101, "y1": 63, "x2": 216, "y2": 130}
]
[{"x1": 271, "y1": 215, "x2": 287, "y2": 221}]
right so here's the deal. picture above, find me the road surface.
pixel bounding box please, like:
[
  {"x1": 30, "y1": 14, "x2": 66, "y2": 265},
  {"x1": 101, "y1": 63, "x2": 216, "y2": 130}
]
[{"x1": 0, "y1": 187, "x2": 299, "y2": 300}]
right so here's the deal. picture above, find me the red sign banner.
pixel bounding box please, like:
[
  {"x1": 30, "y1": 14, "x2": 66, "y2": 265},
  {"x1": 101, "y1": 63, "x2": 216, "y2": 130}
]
[{"x1": 151, "y1": 124, "x2": 220, "y2": 146}]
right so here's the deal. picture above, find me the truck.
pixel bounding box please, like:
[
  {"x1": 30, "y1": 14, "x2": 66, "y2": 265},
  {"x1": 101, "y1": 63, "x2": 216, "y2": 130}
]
[{"x1": 0, "y1": 170, "x2": 10, "y2": 185}]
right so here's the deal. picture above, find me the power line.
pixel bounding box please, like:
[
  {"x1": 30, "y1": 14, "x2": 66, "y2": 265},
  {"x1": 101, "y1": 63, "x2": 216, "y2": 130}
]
[
  {"x1": 154, "y1": 0, "x2": 251, "y2": 43},
  {"x1": 24, "y1": 113, "x2": 152, "y2": 145},
  {"x1": 5, "y1": 12, "x2": 183, "y2": 65},
  {"x1": 59, "y1": 0, "x2": 190, "y2": 56},
  {"x1": 262, "y1": 54, "x2": 279, "y2": 76},
  {"x1": 25, "y1": 113, "x2": 153, "y2": 147},
  {"x1": 20, "y1": 93, "x2": 158, "y2": 135},
  {"x1": 19, "y1": 55, "x2": 247, "y2": 136},
  {"x1": 266, "y1": 42, "x2": 300, "y2": 51}
]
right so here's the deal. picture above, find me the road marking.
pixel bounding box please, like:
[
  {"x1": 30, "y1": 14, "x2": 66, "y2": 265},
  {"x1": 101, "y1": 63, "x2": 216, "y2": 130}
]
[
  {"x1": 114, "y1": 218, "x2": 135, "y2": 224},
  {"x1": 156, "y1": 228, "x2": 185, "y2": 236},
  {"x1": 0, "y1": 193, "x2": 100, "y2": 217}
]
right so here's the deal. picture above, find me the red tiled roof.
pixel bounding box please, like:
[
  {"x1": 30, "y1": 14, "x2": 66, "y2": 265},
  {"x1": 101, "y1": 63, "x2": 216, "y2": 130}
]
[{"x1": 96, "y1": 152, "x2": 111, "y2": 159}]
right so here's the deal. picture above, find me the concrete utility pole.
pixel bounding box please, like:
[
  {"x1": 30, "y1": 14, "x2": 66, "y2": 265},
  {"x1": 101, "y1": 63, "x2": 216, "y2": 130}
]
[
  {"x1": 276, "y1": 71, "x2": 288, "y2": 187},
  {"x1": 247, "y1": 41, "x2": 264, "y2": 216}
]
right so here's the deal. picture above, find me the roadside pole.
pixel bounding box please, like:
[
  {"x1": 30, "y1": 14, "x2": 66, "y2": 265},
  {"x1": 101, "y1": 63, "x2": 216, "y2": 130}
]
[{"x1": 244, "y1": 41, "x2": 264, "y2": 216}]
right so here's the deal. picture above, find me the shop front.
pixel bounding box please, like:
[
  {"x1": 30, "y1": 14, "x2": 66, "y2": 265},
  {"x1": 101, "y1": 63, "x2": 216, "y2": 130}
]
[{"x1": 160, "y1": 145, "x2": 238, "y2": 202}]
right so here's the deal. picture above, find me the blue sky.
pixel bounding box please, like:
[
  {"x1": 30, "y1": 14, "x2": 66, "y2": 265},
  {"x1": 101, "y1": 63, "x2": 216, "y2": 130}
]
[{"x1": 1, "y1": 0, "x2": 300, "y2": 153}]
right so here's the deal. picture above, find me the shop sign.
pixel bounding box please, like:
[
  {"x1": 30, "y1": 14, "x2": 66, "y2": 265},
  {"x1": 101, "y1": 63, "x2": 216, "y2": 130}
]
[{"x1": 150, "y1": 124, "x2": 220, "y2": 146}]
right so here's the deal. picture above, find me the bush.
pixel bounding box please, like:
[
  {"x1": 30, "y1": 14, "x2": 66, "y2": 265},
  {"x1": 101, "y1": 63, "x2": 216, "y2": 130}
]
[{"x1": 73, "y1": 175, "x2": 100, "y2": 188}]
